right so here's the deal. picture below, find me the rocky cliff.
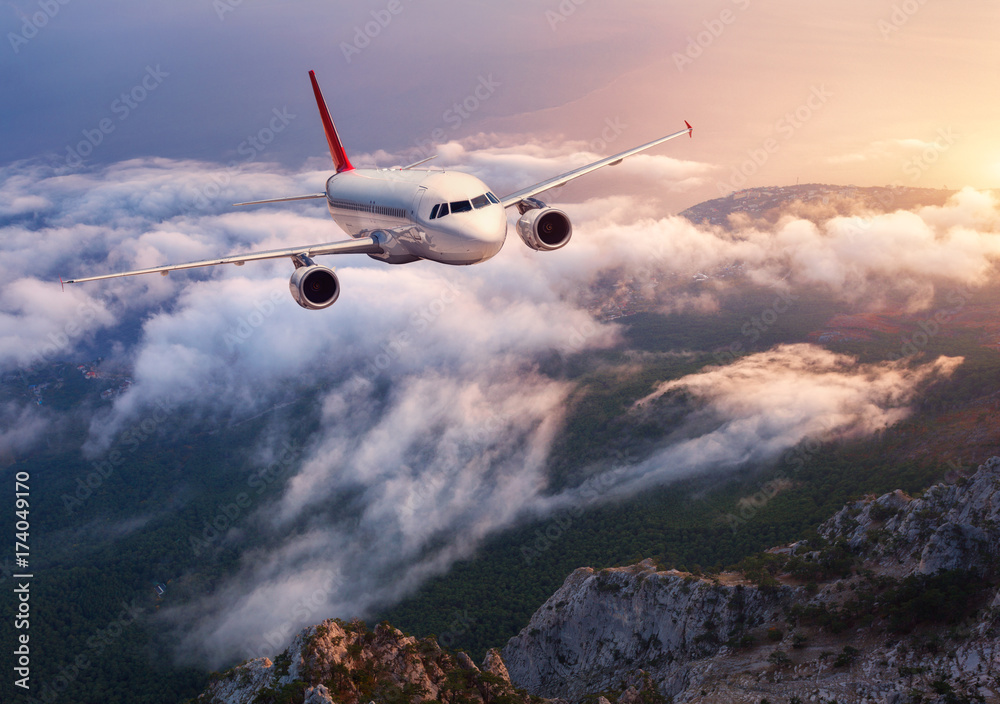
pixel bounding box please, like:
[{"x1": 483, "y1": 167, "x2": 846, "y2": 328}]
[
  {"x1": 501, "y1": 560, "x2": 791, "y2": 700},
  {"x1": 502, "y1": 458, "x2": 1000, "y2": 703},
  {"x1": 190, "y1": 619, "x2": 525, "y2": 704},
  {"x1": 192, "y1": 459, "x2": 1000, "y2": 704}
]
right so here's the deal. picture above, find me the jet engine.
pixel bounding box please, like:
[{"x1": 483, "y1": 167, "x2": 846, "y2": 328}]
[
  {"x1": 516, "y1": 206, "x2": 572, "y2": 251},
  {"x1": 289, "y1": 264, "x2": 340, "y2": 310}
]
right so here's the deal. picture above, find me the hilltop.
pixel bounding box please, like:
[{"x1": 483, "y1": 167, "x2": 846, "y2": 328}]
[
  {"x1": 194, "y1": 459, "x2": 1000, "y2": 703},
  {"x1": 502, "y1": 458, "x2": 1000, "y2": 703},
  {"x1": 679, "y1": 184, "x2": 959, "y2": 230}
]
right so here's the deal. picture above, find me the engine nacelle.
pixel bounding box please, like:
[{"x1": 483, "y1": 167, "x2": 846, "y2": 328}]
[
  {"x1": 289, "y1": 265, "x2": 340, "y2": 310},
  {"x1": 516, "y1": 207, "x2": 572, "y2": 251}
]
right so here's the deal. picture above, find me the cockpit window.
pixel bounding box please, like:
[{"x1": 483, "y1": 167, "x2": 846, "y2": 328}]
[{"x1": 430, "y1": 194, "x2": 497, "y2": 219}]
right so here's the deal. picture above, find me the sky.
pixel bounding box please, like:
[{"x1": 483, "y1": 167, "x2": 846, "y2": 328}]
[
  {"x1": 3, "y1": 0, "x2": 1000, "y2": 669},
  {"x1": 3, "y1": 0, "x2": 999, "y2": 207}
]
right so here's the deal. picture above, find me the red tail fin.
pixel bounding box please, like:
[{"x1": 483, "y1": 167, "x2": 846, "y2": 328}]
[{"x1": 309, "y1": 70, "x2": 354, "y2": 173}]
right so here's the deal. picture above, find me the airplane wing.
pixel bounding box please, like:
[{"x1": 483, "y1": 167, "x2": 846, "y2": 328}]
[
  {"x1": 61, "y1": 236, "x2": 383, "y2": 285},
  {"x1": 233, "y1": 193, "x2": 326, "y2": 206},
  {"x1": 499, "y1": 121, "x2": 692, "y2": 208}
]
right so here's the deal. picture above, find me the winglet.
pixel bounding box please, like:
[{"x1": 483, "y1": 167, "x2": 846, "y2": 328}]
[
  {"x1": 59, "y1": 276, "x2": 64, "y2": 292},
  {"x1": 309, "y1": 70, "x2": 354, "y2": 173},
  {"x1": 685, "y1": 120, "x2": 693, "y2": 138}
]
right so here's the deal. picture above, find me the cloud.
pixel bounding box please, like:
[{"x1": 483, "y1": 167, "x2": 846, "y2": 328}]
[
  {"x1": 2, "y1": 153, "x2": 998, "y2": 667},
  {"x1": 826, "y1": 137, "x2": 955, "y2": 166},
  {"x1": 406, "y1": 137, "x2": 716, "y2": 200},
  {"x1": 161, "y1": 344, "x2": 959, "y2": 667},
  {"x1": 0, "y1": 402, "x2": 51, "y2": 465},
  {"x1": 562, "y1": 187, "x2": 1000, "y2": 311},
  {"x1": 166, "y1": 368, "x2": 571, "y2": 665},
  {"x1": 0, "y1": 278, "x2": 116, "y2": 369},
  {"x1": 615, "y1": 346, "x2": 962, "y2": 494}
]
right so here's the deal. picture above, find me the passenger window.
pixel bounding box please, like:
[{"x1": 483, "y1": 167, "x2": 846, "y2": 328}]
[
  {"x1": 450, "y1": 200, "x2": 472, "y2": 214},
  {"x1": 486, "y1": 192, "x2": 500, "y2": 204},
  {"x1": 429, "y1": 203, "x2": 440, "y2": 219},
  {"x1": 471, "y1": 194, "x2": 490, "y2": 209}
]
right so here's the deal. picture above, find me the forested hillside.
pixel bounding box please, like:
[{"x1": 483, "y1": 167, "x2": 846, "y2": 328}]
[{"x1": 4, "y1": 189, "x2": 1000, "y2": 703}]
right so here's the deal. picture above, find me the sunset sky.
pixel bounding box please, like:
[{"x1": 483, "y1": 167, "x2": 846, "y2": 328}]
[{"x1": 3, "y1": 0, "x2": 998, "y2": 210}]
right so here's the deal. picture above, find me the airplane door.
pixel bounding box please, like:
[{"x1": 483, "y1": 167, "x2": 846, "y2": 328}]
[{"x1": 411, "y1": 186, "x2": 427, "y2": 221}]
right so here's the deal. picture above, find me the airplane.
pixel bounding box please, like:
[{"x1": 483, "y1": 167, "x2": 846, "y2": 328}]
[{"x1": 63, "y1": 70, "x2": 693, "y2": 310}]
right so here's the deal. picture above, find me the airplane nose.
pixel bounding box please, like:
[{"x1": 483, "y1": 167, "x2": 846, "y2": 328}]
[{"x1": 471, "y1": 209, "x2": 507, "y2": 248}]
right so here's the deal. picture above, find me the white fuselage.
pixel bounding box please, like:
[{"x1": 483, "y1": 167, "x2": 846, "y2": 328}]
[{"x1": 325, "y1": 168, "x2": 507, "y2": 265}]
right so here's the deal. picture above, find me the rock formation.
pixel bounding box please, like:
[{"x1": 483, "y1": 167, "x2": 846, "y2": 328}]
[
  {"x1": 192, "y1": 619, "x2": 527, "y2": 704},
  {"x1": 503, "y1": 458, "x2": 1000, "y2": 703},
  {"x1": 193, "y1": 458, "x2": 1000, "y2": 704}
]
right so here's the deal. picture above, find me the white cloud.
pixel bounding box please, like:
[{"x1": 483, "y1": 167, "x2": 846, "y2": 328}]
[
  {"x1": 163, "y1": 343, "x2": 960, "y2": 667},
  {"x1": 2, "y1": 152, "x2": 998, "y2": 667},
  {"x1": 0, "y1": 402, "x2": 51, "y2": 464}
]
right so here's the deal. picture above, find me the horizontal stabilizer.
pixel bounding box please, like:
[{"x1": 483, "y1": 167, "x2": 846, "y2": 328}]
[{"x1": 401, "y1": 155, "x2": 437, "y2": 170}]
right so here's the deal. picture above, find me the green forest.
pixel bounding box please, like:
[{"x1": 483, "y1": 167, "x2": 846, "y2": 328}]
[{"x1": 2, "y1": 283, "x2": 999, "y2": 703}]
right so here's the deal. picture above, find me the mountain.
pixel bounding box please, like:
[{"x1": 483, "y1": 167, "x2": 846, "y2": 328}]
[
  {"x1": 8, "y1": 183, "x2": 1000, "y2": 703},
  {"x1": 192, "y1": 458, "x2": 1000, "y2": 704},
  {"x1": 190, "y1": 618, "x2": 524, "y2": 704},
  {"x1": 678, "y1": 184, "x2": 959, "y2": 231},
  {"x1": 501, "y1": 458, "x2": 1000, "y2": 703}
]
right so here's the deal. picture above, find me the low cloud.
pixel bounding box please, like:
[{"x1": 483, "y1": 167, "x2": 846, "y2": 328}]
[
  {"x1": 1, "y1": 150, "x2": 997, "y2": 667},
  {"x1": 0, "y1": 402, "x2": 51, "y2": 465},
  {"x1": 163, "y1": 345, "x2": 959, "y2": 667},
  {"x1": 614, "y1": 346, "x2": 961, "y2": 495}
]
